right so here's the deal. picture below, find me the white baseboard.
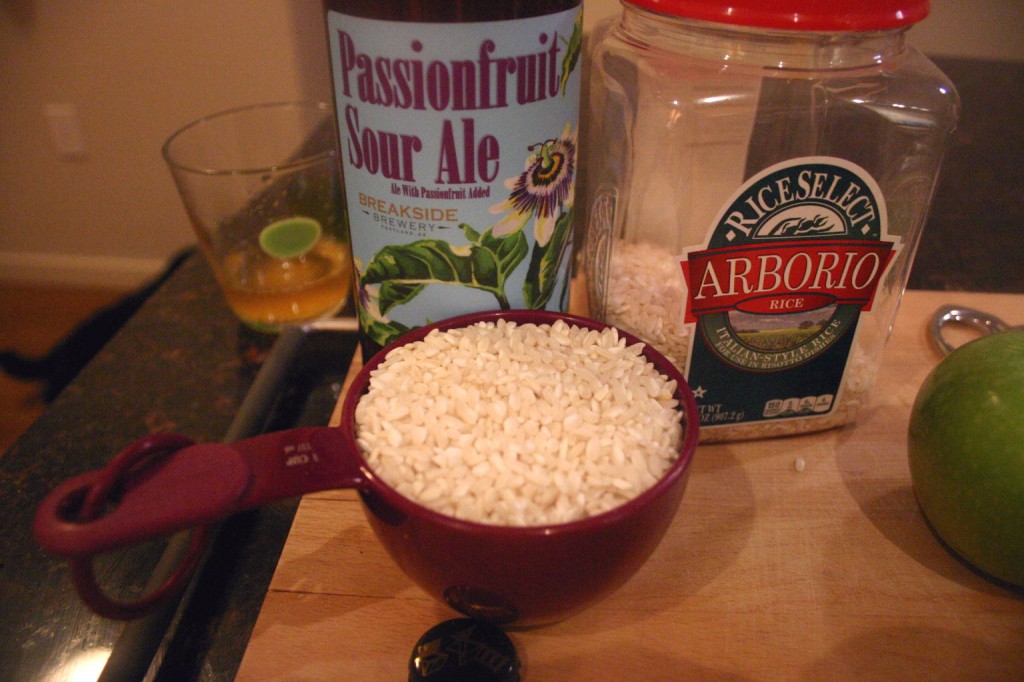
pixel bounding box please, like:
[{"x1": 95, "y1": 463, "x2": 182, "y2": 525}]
[{"x1": 0, "y1": 251, "x2": 169, "y2": 289}]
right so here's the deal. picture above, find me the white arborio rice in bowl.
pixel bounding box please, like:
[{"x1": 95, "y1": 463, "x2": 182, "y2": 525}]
[{"x1": 354, "y1": 318, "x2": 685, "y2": 526}]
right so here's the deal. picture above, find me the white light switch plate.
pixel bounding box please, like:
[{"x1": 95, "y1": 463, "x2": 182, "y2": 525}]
[{"x1": 44, "y1": 103, "x2": 88, "y2": 158}]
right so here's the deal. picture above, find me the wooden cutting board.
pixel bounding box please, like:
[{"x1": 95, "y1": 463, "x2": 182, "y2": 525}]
[{"x1": 236, "y1": 290, "x2": 1024, "y2": 681}]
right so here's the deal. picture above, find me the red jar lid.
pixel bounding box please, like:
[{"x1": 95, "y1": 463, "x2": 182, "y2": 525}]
[{"x1": 625, "y1": 0, "x2": 930, "y2": 31}]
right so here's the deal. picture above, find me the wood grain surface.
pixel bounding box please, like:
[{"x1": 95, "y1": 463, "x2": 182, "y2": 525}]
[{"x1": 236, "y1": 290, "x2": 1024, "y2": 681}]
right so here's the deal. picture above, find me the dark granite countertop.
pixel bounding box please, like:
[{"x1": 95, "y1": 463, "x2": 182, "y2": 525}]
[
  {"x1": 0, "y1": 56, "x2": 1021, "y2": 682},
  {"x1": 0, "y1": 254, "x2": 359, "y2": 681}
]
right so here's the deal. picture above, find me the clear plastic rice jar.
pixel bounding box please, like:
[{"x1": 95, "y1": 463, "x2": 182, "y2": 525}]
[{"x1": 581, "y1": 0, "x2": 959, "y2": 442}]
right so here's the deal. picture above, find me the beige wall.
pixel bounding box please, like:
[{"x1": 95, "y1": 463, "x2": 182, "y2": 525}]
[
  {"x1": 0, "y1": 0, "x2": 331, "y2": 287},
  {"x1": 1, "y1": 0, "x2": 1020, "y2": 287}
]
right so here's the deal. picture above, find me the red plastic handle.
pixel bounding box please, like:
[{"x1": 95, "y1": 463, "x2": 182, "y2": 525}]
[
  {"x1": 38, "y1": 433, "x2": 215, "y2": 619},
  {"x1": 32, "y1": 426, "x2": 364, "y2": 619}
]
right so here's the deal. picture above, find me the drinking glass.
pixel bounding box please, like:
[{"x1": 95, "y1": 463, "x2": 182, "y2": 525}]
[{"x1": 163, "y1": 102, "x2": 351, "y2": 332}]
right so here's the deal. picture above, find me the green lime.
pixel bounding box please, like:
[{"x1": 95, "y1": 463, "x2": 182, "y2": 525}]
[{"x1": 258, "y1": 217, "x2": 322, "y2": 259}]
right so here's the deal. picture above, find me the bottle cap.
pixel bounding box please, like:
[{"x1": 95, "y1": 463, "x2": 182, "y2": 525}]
[
  {"x1": 408, "y1": 618, "x2": 521, "y2": 682},
  {"x1": 625, "y1": 0, "x2": 929, "y2": 31}
]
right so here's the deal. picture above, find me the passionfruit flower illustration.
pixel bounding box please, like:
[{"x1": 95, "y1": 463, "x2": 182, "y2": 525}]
[{"x1": 490, "y1": 122, "x2": 576, "y2": 246}]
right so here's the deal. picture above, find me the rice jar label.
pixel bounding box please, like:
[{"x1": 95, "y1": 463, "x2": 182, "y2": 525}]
[
  {"x1": 326, "y1": 8, "x2": 582, "y2": 352},
  {"x1": 680, "y1": 157, "x2": 898, "y2": 429}
]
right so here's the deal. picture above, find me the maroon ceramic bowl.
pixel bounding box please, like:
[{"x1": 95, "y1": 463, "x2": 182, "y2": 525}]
[{"x1": 338, "y1": 309, "x2": 700, "y2": 626}]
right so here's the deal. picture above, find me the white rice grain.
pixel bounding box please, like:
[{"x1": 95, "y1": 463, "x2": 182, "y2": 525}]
[{"x1": 354, "y1": 319, "x2": 684, "y2": 526}]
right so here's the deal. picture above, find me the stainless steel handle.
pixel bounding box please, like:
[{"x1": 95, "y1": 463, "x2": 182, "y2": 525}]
[{"x1": 928, "y1": 305, "x2": 1012, "y2": 356}]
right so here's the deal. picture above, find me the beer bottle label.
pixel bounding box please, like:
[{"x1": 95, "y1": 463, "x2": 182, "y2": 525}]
[{"x1": 326, "y1": 7, "x2": 583, "y2": 351}]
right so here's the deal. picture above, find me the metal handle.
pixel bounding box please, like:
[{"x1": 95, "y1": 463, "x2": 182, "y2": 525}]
[{"x1": 928, "y1": 305, "x2": 1011, "y2": 357}]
